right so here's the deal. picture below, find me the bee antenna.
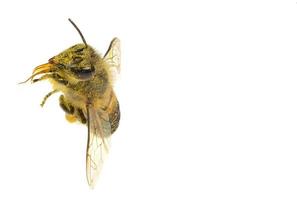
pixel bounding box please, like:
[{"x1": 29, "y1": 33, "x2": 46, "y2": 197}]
[{"x1": 68, "y1": 18, "x2": 88, "y2": 46}]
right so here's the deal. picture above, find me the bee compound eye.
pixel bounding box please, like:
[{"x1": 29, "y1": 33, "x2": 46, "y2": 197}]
[{"x1": 71, "y1": 66, "x2": 95, "y2": 80}]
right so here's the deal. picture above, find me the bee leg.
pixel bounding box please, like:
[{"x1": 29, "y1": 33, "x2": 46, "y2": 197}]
[
  {"x1": 76, "y1": 108, "x2": 87, "y2": 124},
  {"x1": 33, "y1": 73, "x2": 68, "y2": 86},
  {"x1": 59, "y1": 95, "x2": 77, "y2": 123},
  {"x1": 40, "y1": 90, "x2": 58, "y2": 107},
  {"x1": 32, "y1": 74, "x2": 53, "y2": 83},
  {"x1": 53, "y1": 74, "x2": 68, "y2": 85},
  {"x1": 65, "y1": 114, "x2": 77, "y2": 123},
  {"x1": 59, "y1": 95, "x2": 74, "y2": 114}
]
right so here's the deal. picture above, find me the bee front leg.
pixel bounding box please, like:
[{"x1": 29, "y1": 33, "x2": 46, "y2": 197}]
[
  {"x1": 32, "y1": 74, "x2": 53, "y2": 83},
  {"x1": 33, "y1": 73, "x2": 68, "y2": 86},
  {"x1": 40, "y1": 90, "x2": 58, "y2": 107}
]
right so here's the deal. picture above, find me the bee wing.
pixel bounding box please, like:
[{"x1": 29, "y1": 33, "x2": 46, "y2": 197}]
[
  {"x1": 86, "y1": 104, "x2": 112, "y2": 188},
  {"x1": 103, "y1": 38, "x2": 121, "y2": 81}
]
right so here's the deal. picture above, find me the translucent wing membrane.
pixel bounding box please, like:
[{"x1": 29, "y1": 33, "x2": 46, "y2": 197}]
[
  {"x1": 86, "y1": 104, "x2": 112, "y2": 188},
  {"x1": 104, "y1": 38, "x2": 121, "y2": 82}
]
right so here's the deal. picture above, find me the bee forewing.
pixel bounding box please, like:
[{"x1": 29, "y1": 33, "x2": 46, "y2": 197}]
[{"x1": 86, "y1": 104, "x2": 112, "y2": 188}]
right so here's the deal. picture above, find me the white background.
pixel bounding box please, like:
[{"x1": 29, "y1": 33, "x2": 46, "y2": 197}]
[{"x1": 0, "y1": 0, "x2": 297, "y2": 199}]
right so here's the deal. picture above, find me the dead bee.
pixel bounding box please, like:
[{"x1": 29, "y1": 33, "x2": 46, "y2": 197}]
[{"x1": 20, "y1": 19, "x2": 121, "y2": 188}]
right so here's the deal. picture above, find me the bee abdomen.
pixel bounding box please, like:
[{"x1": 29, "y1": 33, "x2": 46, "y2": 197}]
[{"x1": 109, "y1": 99, "x2": 120, "y2": 134}]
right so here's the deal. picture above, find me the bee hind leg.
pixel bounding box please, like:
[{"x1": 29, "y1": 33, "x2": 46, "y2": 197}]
[
  {"x1": 76, "y1": 108, "x2": 87, "y2": 124},
  {"x1": 64, "y1": 107, "x2": 87, "y2": 124}
]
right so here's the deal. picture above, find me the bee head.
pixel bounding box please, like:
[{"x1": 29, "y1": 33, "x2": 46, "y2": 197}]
[
  {"x1": 49, "y1": 19, "x2": 99, "y2": 81},
  {"x1": 21, "y1": 19, "x2": 99, "y2": 84},
  {"x1": 48, "y1": 44, "x2": 98, "y2": 81}
]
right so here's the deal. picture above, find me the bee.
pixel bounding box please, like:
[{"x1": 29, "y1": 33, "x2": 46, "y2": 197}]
[{"x1": 21, "y1": 19, "x2": 121, "y2": 188}]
